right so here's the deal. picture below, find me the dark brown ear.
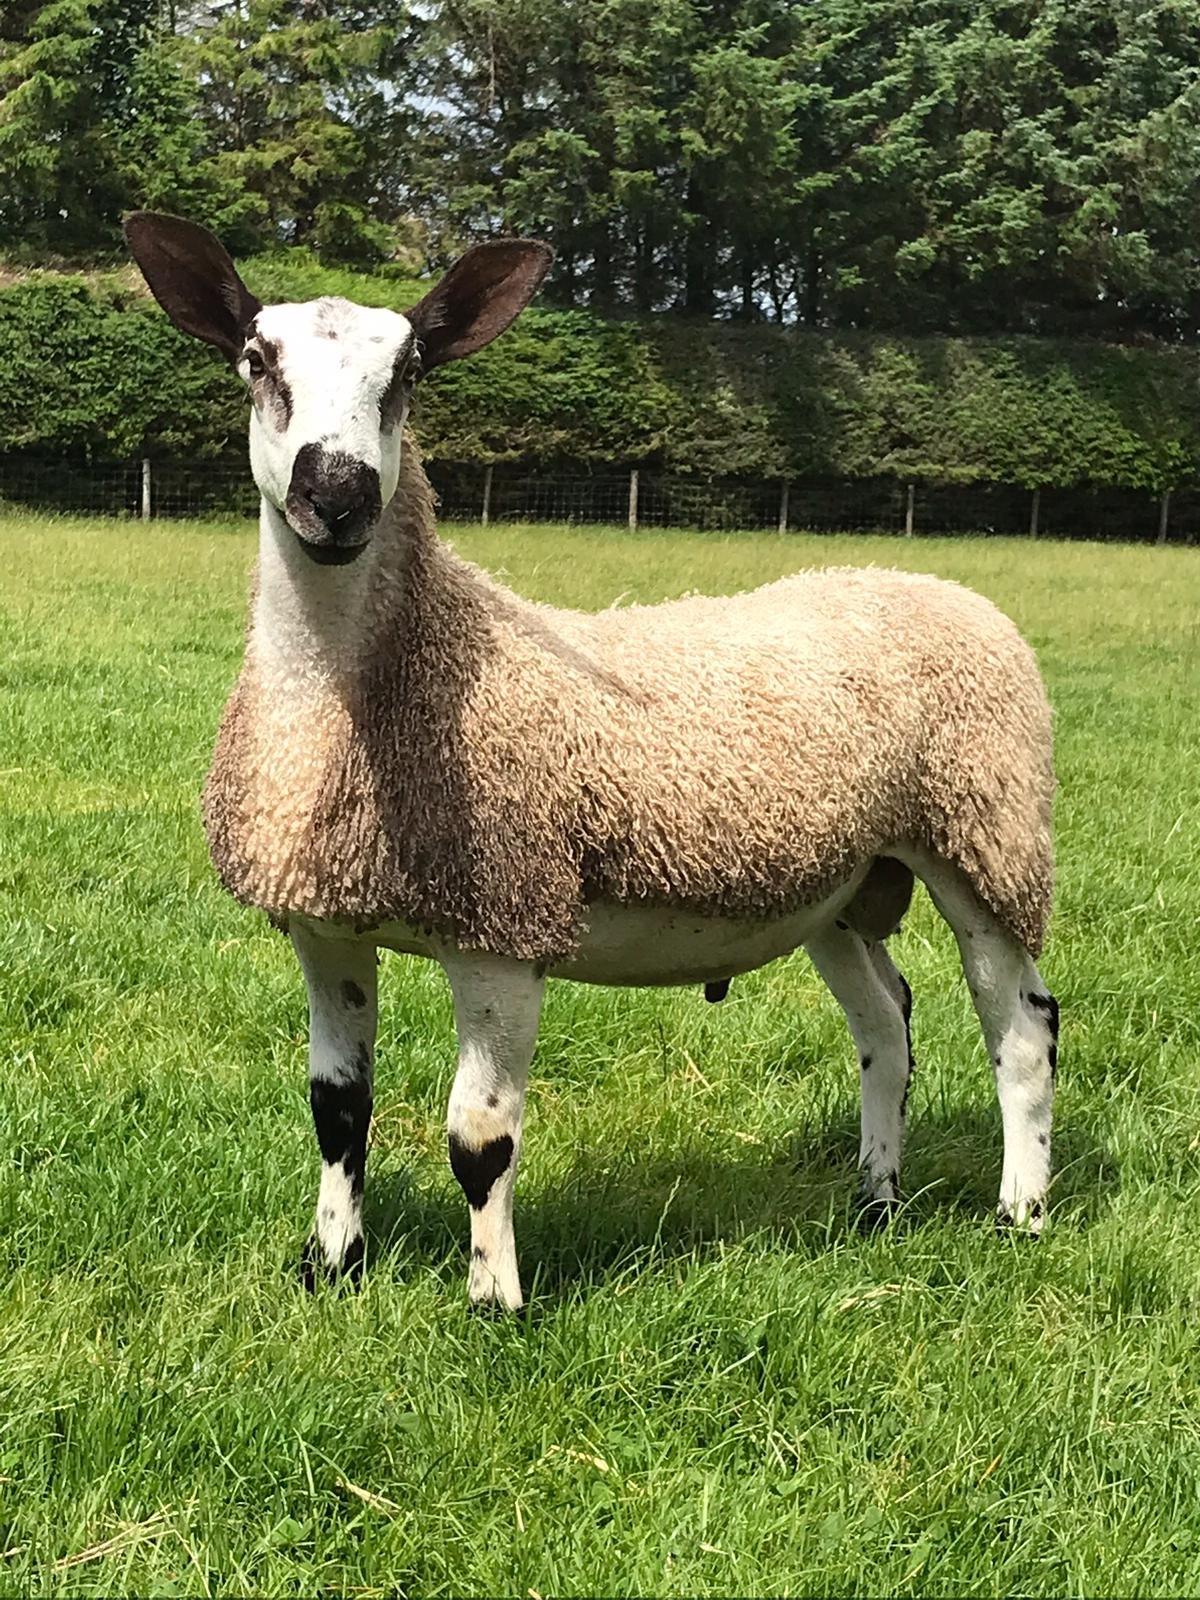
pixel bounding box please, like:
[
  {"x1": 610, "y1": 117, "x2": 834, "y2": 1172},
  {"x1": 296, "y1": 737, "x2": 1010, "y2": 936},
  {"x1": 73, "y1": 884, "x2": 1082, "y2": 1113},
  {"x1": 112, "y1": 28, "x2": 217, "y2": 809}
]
[
  {"x1": 123, "y1": 211, "x2": 262, "y2": 362},
  {"x1": 405, "y1": 239, "x2": 552, "y2": 372}
]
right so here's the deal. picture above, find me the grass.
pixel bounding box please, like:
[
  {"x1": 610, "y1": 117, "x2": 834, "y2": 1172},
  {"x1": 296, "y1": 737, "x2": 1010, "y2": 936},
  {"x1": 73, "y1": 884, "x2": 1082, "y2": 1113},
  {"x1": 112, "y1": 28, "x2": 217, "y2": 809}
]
[{"x1": 1, "y1": 509, "x2": 1199, "y2": 1597}]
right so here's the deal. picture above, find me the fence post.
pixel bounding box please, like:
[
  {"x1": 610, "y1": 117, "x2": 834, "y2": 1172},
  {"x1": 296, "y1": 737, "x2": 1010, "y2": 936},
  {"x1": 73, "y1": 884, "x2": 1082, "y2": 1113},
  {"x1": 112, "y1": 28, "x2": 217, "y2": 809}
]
[
  {"x1": 140, "y1": 458, "x2": 152, "y2": 520},
  {"x1": 778, "y1": 480, "x2": 790, "y2": 534},
  {"x1": 481, "y1": 463, "x2": 493, "y2": 526},
  {"x1": 904, "y1": 481, "x2": 915, "y2": 538},
  {"x1": 1157, "y1": 489, "x2": 1171, "y2": 546},
  {"x1": 1029, "y1": 487, "x2": 1041, "y2": 538},
  {"x1": 628, "y1": 468, "x2": 639, "y2": 531}
]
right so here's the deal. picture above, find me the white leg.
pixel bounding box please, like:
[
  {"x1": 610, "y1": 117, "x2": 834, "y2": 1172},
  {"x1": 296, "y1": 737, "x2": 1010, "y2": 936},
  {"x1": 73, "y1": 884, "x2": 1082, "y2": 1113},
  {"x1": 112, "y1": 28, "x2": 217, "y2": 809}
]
[
  {"x1": 914, "y1": 858, "x2": 1057, "y2": 1231},
  {"x1": 805, "y1": 920, "x2": 913, "y2": 1222},
  {"x1": 441, "y1": 951, "x2": 545, "y2": 1310},
  {"x1": 291, "y1": 924, "x2": 378, "y2": 1285}
]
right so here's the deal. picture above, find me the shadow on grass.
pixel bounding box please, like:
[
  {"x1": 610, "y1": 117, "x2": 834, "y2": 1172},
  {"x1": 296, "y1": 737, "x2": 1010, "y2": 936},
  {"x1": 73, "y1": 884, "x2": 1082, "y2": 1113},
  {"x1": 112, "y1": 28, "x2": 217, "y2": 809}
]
[{"x1": 362, "y1": 1106, "x2": 1120, "y2": 1298}]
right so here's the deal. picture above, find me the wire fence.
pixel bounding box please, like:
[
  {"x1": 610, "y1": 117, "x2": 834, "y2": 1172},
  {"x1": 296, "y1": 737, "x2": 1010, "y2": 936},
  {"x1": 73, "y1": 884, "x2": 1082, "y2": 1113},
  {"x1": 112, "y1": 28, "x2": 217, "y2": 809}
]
[{"x1": 1, "y1": 454, "x2": 1196, "y2": 543}]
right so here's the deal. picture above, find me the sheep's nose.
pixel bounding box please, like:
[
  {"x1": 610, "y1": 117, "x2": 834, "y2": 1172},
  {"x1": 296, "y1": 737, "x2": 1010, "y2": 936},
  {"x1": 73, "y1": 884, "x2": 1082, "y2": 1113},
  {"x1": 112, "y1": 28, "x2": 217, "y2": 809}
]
[{"x1": 285, "y1": 443, "x2": 383, "y2": 563}]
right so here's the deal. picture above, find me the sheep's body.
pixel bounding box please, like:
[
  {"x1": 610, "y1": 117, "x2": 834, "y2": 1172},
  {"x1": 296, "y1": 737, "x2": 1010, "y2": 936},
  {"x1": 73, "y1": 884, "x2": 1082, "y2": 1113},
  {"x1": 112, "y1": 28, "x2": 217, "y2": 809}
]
[
  {"x1": 122, "y1": 205, "x2": 1059, "y2": 1311},
  {"x1": 205, "y1": 443, "x2": 1053, "y2": 975}
]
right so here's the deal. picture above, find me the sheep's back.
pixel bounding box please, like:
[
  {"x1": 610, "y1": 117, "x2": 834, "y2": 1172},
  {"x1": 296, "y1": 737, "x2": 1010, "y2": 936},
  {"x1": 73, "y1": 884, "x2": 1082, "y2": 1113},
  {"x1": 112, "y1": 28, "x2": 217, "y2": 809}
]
[{"x1": 461, "y1": 564, "x2": 1055, "y2": 952}]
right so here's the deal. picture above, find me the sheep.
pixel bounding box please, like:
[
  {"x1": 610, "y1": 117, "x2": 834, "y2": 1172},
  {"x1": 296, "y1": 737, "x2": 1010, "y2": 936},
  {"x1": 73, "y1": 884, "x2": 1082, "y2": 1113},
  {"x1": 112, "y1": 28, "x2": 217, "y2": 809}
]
[{"x1": 124, "y1": 212, "x2": 1060, "y2": 1310}]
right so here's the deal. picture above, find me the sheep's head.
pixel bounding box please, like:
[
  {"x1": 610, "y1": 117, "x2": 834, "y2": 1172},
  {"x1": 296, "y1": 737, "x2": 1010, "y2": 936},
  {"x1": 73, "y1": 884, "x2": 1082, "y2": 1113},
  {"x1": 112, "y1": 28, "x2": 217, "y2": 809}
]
[{"x1": 124, "y1": 213, "x2": 551, "y2": 566}]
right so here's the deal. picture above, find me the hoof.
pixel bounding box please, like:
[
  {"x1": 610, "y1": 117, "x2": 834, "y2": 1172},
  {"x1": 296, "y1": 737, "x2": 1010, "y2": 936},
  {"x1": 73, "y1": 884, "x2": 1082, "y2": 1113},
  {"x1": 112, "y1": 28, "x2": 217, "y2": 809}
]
[
  {"x1": 855, "y1": 1193, "x2": 900, "y2": 1235},
  {"x1": 467, "y1": 1279, "x2": 524, "y2": 1315},
  {"x1": 466, "y1": 1295, "x2": 514, "y2": 1320},
  {"x1": 300, "y1": 1233, "x2": 365, "y2": 1292},
  {"x1": 995, "y1": 1202, "x2": 1045, "y2": 1239}
]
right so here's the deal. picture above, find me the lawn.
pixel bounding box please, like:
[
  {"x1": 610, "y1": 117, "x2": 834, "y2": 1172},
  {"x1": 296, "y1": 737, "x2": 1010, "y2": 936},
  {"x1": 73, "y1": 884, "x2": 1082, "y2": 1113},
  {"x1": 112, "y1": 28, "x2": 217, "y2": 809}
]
[{"x1": 1, "y1": 510, "x2": 1198, "y2": 1597}]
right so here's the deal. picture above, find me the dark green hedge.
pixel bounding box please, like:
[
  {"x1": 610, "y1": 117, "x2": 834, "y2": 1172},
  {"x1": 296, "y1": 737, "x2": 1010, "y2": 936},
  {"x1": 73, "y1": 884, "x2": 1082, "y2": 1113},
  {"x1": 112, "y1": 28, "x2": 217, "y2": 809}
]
[{"x1": 3, "y1": 255, "x2": 1198, "y2": 490}]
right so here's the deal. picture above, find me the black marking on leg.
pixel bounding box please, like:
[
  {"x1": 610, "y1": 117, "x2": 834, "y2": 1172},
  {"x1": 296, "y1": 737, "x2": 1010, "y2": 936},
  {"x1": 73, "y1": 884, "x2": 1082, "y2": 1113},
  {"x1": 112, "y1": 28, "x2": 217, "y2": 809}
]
[
  {"x1": 341, "y1": 1233, "x2": 365, "y2": 1282},
  {"x1": 1029, "y1": 992, "x2": 1060, "y2": 1085},
  {"x1": 705, "y1": 978, "x2": 730, "y2": 1003},
  {"x1": 1038, "y1": 1132, "x2": 1048, "y2": 1148},
  {"x1": 897, "y1": 972, "x2": 913, "y2": 1026},
  {"x1": 472, "y1": 1245, "x2": 488, "y2": 1262},
  {"x1": 449, "y1": 1133, "x2": 514, "y2": 1210},
  {"x1": 342, "y1": 979, "x2": 367, "y2": 1009},
  {"x1": 310, "y1": 1076, "x2": 372, "y2": 1196},
  {"x1": 899, "y1": 970, "x2": 914, "y2": 1117},
  {"x1": 860, "y1": 1054, "x2": 872, "y2": 1071}
]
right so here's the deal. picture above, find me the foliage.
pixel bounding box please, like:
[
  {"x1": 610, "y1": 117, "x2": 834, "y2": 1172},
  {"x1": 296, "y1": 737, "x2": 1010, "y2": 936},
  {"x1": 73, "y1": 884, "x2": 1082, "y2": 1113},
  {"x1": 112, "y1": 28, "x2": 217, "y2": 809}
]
[
  {"x1": 5, "y1": 2, "x2": 1200, "y2": 337},
  {"x1": 2, "y1": 264, "x2": 1198, "y2": 489}
]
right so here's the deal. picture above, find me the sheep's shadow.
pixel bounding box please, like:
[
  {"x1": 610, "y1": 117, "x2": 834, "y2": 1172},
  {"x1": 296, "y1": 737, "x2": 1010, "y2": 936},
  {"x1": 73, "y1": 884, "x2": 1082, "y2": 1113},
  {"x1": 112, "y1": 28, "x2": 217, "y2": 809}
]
[{"x1": 362, "y1": 1106, "x2": 1119, "y2": 1299}]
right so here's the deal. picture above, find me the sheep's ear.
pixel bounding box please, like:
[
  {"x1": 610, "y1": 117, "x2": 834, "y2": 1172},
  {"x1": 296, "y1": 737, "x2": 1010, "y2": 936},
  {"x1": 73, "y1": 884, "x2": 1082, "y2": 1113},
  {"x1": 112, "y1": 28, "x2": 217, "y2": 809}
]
[
  {"x1": 123, "y1": 211, "x2": 262, "y2": 363},
  {"x1": 405, "y1": 239, "x2": 553, "y2": 373}
]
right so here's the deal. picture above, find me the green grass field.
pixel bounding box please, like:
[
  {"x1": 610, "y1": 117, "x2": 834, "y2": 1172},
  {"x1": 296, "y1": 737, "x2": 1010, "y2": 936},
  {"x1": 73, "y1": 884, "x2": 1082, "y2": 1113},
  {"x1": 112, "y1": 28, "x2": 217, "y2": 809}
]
[{"x1": 1, "y1": 510, "x2": 1199, "y2": 1596}]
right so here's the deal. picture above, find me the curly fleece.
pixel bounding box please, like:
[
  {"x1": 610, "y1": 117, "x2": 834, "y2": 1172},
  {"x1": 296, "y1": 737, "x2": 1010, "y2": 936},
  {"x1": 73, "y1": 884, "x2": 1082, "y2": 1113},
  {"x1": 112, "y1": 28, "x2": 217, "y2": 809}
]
[{"x1": 203, "y1": 441, "x2": 1055, "y2": 961}]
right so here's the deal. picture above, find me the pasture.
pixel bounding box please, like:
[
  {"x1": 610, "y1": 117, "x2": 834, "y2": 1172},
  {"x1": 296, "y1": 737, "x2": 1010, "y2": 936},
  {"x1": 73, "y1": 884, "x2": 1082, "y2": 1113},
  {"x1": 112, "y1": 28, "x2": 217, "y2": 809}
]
[{"x1": 1, "y1": 511, "x2": 1198, "y2": 1596}]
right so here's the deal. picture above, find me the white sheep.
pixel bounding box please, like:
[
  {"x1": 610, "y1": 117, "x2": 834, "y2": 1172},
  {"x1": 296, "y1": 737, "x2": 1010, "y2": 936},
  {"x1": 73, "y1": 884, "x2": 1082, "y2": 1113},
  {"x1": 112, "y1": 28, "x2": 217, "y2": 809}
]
[{"x1": 125, "y1": 213, "x2": 1059, "y2": 1310}]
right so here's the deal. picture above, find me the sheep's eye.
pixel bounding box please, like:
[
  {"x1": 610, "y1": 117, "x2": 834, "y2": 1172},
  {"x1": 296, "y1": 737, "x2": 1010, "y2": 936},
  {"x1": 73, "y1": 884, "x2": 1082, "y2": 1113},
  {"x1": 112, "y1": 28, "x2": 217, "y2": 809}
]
[{"x1": 244, "y1": 349, "x2": 265, "y2": 378}]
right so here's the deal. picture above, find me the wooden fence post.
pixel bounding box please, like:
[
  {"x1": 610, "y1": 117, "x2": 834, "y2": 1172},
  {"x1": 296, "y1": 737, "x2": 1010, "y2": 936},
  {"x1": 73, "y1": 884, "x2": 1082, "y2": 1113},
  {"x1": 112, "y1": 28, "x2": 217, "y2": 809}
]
[
  {"x1": 904, "y1": 481, "x2": 915, "y2": 538},
  {"x1": 1158, "y1": 489, "x2": 1171, "y2": 546},
  {"x1": 1029, "y1": 487, "x2": 1041, "y2": 538},
  {"x1": 778, "y1": 480, "x2": 790, "y2": 534},
  {"x1": 628, "y1": 468, "x2": 639, "y2": 531},
  {"x1": 481, "y1": 463, "x2": 493, "y2": 526},
  {"x1": 140, "y1": 458, "x2": 152, "y2": 520}
]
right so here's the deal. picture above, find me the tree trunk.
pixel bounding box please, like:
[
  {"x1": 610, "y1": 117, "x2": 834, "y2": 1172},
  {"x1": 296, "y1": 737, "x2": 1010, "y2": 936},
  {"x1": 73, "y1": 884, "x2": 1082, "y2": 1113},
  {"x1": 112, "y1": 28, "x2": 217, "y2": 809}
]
[
  {"x1": 739, "y1": 251, "x2": 755, "y2": 320},
  {"x1": 802, "y1": 244, "x2": 822, "y2": 326},
  {"x1": 683, "y1": 176, "x2": 713, "y2": 316},
  {"x1": 634, "y1": 220, "x2": 653, "y2": 313}
]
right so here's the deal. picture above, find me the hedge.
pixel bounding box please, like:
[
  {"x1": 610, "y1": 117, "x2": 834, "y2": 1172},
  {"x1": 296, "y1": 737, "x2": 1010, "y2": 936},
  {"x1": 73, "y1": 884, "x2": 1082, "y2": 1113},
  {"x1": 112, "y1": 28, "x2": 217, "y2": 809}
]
[{"x1": 2, "y1": 253, "x2": 1198, "y2": 491}]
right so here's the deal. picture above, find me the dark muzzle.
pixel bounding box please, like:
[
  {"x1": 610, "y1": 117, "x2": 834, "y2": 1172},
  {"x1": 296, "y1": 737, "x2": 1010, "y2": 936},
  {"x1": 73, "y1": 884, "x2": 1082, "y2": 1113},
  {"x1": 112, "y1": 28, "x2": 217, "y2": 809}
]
[{"x1": 285, "y1": 444, "x2": 382, "y2": 565}]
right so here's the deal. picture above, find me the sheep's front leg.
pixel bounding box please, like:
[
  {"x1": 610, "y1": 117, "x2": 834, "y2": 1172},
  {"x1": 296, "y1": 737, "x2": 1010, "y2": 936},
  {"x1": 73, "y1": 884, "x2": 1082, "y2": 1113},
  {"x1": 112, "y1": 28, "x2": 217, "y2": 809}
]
[
  {"x1": 291, "y1": 924, "x2": 377, "y2": 1287},
  {"x1": 441, "y1": 952, "x2": 545, "y2": 1311}
]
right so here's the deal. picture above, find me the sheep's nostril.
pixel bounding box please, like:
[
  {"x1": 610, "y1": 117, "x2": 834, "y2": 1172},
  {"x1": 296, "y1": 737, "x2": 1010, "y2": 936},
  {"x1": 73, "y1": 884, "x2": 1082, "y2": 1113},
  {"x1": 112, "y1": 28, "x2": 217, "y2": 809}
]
[{"x1": 306, "y1": 488, "x2": 358, "y2": 532}]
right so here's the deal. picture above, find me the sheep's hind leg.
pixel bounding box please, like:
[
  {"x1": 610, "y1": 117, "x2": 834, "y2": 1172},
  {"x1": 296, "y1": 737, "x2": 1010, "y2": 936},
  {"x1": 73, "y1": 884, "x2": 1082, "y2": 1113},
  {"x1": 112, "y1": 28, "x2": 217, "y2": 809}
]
[
  {"x1": 291, "y1": 925, "x2": 378, "y2": 1288},
  {"x1": 805, "y1": 921, "x2": 913, "y2": 1226},
  {"x1": 441, "y1": 952, "x2": 545, "y2": 1311},
  {"x1": 914, "y1": 858, "x2": 1057, "y2": 1232}
]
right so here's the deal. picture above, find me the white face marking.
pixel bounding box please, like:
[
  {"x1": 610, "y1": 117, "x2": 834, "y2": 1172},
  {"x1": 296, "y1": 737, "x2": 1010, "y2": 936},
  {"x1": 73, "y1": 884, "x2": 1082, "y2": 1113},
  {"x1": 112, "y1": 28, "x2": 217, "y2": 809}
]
[{"x1": 241, "y1": 297, "x2": 416, "y2": 522}]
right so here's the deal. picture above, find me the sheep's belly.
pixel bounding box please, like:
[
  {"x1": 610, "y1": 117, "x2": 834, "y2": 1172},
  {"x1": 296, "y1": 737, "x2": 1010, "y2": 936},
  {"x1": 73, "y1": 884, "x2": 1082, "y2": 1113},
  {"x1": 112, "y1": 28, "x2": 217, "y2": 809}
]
[
  {"x1": 552, "y1": 878, "x2": 866, "y2": 986},
  {"x1": 358, "y1": 867, "x2": 866, "y2": 987}
]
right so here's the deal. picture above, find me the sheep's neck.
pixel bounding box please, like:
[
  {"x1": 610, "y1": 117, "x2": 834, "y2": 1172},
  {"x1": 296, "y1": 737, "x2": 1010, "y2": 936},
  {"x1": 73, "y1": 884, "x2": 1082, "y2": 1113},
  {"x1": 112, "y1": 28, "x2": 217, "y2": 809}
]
[{"x1": 250, "y1": 499, "x2": 401, "y2": 690}]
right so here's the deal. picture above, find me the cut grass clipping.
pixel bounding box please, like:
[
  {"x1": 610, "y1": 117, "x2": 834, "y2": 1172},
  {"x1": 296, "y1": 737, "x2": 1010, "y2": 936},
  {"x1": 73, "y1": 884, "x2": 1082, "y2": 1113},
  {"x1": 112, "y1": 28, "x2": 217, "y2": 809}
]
[{"x1": 1, "y1": 512, "x2": 1198, "y2": 1596}]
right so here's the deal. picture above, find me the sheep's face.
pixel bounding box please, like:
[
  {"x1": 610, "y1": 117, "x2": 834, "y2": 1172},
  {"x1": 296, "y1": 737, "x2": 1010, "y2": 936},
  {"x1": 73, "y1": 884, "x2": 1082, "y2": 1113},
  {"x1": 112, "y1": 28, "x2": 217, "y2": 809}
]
[
  {"x1": 124, "y1": 213, "x2": 552, "y2": 567},
  {"x1": 241, "y1": 297, "x2": 415, "y2": 566}
]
